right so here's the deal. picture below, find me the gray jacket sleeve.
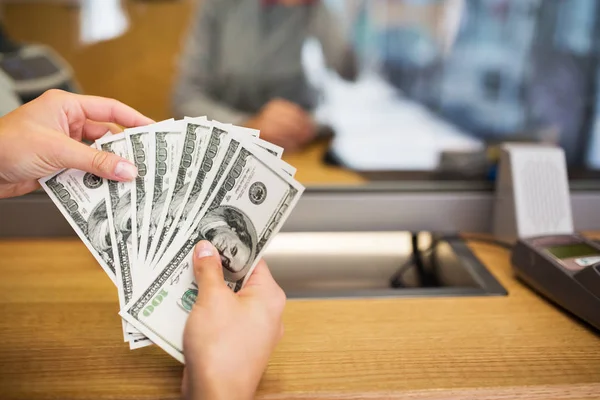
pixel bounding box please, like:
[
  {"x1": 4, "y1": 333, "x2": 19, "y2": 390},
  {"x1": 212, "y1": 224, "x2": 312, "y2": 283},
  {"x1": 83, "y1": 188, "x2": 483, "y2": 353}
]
[
  {"x1": 171, "y1": 0, "x2": 252, "y2": 124},
  {"x1": 311, "y1": 3, "x2": 357, "y2": 81}
]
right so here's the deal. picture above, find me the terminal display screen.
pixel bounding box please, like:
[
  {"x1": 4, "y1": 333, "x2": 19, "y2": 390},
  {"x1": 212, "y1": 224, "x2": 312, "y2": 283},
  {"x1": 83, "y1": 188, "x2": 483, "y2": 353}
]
[{"x1": 546, "y1": 243, "x2": 600, "y2": 260}]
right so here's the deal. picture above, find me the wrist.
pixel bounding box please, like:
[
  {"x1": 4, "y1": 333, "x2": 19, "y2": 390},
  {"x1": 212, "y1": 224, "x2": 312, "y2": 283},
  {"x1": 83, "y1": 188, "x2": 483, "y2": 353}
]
[{"x1": 185, "y1": 363, "x2": 257, "y2": 400}]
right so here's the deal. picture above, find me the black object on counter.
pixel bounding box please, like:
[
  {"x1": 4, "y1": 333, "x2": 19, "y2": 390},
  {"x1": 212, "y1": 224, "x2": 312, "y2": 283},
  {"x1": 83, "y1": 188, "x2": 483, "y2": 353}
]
[{"x1": 512, "y1": 234, "x2": 600, "y2": 331}]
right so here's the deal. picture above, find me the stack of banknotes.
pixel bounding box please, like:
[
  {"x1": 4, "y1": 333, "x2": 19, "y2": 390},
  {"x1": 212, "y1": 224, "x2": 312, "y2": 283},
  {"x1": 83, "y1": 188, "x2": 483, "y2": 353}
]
[{"x1": 40, "y1": 117, "x2": 304, "y2": 362}]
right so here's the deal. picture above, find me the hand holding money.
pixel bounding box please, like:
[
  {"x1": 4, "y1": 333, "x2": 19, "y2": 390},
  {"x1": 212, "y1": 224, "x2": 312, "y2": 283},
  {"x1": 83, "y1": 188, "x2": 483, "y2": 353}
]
[
  {"x1": 0, "y1": 93, "x2": 302, "y2": 398},
  {"x1": 0, "y1": 90, "x2": 152, "y2": 199},
  {"x1": 182, "y1": 241, "x2": 285, "y2": 400},
  {"x1": 39, "y1": 113, "x2": 304, "y2": 356}
]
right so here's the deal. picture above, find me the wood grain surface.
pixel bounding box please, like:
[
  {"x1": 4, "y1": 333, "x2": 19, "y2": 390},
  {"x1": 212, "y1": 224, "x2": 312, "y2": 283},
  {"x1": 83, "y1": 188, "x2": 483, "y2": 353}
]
[
  {"x1": 0, "y1": 237, "x2": 598, "y2": 400},
  {"x1": 282, "y1": 139, "x2": 365, "y2": 185}
]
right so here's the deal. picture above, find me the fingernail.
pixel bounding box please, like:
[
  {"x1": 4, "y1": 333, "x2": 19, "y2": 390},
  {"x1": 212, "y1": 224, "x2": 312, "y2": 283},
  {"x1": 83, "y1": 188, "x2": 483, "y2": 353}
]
[
  {"x1": 195, "y1": 241, "x2": 214, "y2": 259},
  {"x1": 114, "y1": 161, "x2": 138, "y2": 181}
]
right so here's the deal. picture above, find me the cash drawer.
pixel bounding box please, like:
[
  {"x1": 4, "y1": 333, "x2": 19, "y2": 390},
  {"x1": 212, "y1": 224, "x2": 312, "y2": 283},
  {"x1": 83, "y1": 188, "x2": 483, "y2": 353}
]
[{"x1": 264, "y1": 231, "x2": 506, "y2": 299}]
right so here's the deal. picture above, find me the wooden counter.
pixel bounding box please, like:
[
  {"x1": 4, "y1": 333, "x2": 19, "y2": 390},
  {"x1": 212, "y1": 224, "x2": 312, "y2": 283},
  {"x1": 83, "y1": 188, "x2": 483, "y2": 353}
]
[
  {"x1": 282, "y1": 140, "x2": 365, "y2": 185},
  {"x1": 0, "y1": 127, "x2": 599, "y2": 400},
  {"x1": 0, "y1": 235, "x2": 599, "y2": 399}
]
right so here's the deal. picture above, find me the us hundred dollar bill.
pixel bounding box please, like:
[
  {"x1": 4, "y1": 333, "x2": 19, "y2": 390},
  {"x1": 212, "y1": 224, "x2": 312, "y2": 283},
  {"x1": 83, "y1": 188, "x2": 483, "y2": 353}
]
[
  {"x1": 39, "y1": 149, "x2": 116, "y2": 284},
  {"x1": 152, "y1": 126, "x2": 233, "y2": 265},
  {"x1": 149, "y1": 118, "x2": 211, "y2": 268},
  {"x1": 181, "y1": 126, "x2": 232, "y2": 228},
  {"x1": 144, "y1": 128, "x2": 183, "y2": 269},
  {"x1": 151, "y1": 124, "x2": 265, "y2": 267},
  {"x1": 123, "y1": 119, "x2": 176, "y2": 270},
  {"x1": 125, "y1": 130, "x2": 152, "y2": 271},
  {"x1": 157, "y1": 131, "x2": 293, "y2": 265},
  {"x1": 96, "y1": 133, "x2": 151, "y2": 347},
  {"x1": 121, "y1": 144, "x2": 304, "y2": 363},
  {"x1": 133, "y1": 132, "x2": 156, "y2": 269},
  {"x1": 179, "y1": 134, "x2": 293, "y2": 249}
]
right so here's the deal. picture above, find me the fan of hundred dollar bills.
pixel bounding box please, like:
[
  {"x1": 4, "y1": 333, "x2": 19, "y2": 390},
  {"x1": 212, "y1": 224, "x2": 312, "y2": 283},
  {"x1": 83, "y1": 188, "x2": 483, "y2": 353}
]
[{"x1": 40, "y1": 117, "x2": 304, "y2": 362}]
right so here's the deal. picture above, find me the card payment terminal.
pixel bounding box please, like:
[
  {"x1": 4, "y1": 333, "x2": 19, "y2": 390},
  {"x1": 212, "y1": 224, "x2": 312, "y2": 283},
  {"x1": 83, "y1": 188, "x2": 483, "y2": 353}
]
[{"x1": 511, "y1": 235, "x2": 600, "y2": 331}]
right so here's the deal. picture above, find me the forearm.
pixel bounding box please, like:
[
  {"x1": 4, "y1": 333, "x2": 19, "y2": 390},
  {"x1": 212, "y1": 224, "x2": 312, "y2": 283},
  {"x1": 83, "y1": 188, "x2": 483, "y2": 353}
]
[
  {"x1": 313, "y1": 3, "x2": 358, "y2": 81},
  {"x1": 184, "y1": 362, "x2": 258, "y2": 400}
]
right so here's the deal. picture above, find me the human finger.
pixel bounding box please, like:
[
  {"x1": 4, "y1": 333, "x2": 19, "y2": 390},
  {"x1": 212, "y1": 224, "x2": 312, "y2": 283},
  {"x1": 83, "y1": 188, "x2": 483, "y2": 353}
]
[
  {"x1": 66, "y1": 93, "x2": 154, "y2": 128},
  {"x1": 239, "y1": 260, "x2": 287, "y2": 323},
  {"x1": 56, "y1": 136, "x2": 138, "y2": 181},
  {"x1": 192, "y1": 240, "x2": 227, "y2": 299},
  {"x1": 82, "y1": 120, "x2": 124, "y2": 140},
  {"x1": 241, "y1": 260, "x2": 283, "y2": 295}
]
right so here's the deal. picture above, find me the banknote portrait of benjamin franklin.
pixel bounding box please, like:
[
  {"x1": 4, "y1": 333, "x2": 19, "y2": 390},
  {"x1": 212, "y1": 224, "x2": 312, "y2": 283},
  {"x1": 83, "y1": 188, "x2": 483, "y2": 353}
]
[
  {"x1": 88, "y1": 190, "x2": 133, "y2": 262},
  {"x1": 198, "y1": 206, "x2": 257, "y2": 282},
  {"x1": 87, "y1": 201, "x2": 112, "y2": 265}
]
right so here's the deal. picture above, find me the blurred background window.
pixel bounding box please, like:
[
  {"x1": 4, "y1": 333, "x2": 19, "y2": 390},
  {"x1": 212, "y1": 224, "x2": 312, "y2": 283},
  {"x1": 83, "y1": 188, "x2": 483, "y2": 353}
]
[
  {"x1": 313, "y1": 0, "x2": 599, "y2": 173},
  {"x1": 0, "y1": 0, "x2": 599, "y2": 179}
]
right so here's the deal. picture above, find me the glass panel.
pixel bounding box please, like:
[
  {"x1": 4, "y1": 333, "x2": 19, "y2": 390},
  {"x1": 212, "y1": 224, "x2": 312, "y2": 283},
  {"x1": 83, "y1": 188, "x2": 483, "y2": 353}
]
[{"x1": 1, "y1": 0, "x2": 599, "y2": 187}]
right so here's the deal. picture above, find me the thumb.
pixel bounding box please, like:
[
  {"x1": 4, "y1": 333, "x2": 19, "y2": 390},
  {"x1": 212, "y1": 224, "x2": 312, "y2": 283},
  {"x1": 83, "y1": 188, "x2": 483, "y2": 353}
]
[
  {"x1": 193, "y1": 240, "x2": 226, "y2": 296},
  {"x1": 58, "y1": 137, "x2": 138, "y2": 181}
]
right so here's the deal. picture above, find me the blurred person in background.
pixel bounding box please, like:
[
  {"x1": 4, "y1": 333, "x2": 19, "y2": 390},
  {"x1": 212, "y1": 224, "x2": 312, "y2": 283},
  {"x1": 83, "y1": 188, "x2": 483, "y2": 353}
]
[{"x1": 172, "y1": 0, "x2": 356, "y2": 151}]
